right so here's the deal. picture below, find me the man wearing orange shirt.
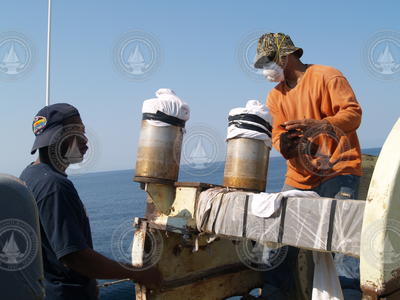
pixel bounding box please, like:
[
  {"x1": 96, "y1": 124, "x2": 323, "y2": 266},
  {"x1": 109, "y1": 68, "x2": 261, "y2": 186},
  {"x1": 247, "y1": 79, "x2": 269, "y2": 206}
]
[{"x1": 254, "y1": 33, "x2": 362, "y2": 300}]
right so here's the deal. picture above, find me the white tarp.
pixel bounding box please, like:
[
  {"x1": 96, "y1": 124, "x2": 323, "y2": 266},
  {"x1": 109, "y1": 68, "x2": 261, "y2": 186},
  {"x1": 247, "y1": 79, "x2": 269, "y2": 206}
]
[
  {"x1": 226, "y1": 100, "x2": 272, "y2": 148},
  {"x1": 142, "y1": 88, "x2": 190, "y2": 127},
  {"x1": 312, "y1": 252, "x2": 344, "y2": 300},
  {"x1": 196, "y1": 188, "x2": 361, "y2": 300},
  {"x1": 196, "y1": 187, "x2": 364, "y2": 256}
]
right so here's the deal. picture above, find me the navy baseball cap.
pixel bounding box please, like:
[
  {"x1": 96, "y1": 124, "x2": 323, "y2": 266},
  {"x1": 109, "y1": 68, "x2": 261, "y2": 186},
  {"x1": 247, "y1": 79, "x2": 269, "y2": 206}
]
[{"x1": 31, "y1": 103, "x2": 80, "y2": 154}]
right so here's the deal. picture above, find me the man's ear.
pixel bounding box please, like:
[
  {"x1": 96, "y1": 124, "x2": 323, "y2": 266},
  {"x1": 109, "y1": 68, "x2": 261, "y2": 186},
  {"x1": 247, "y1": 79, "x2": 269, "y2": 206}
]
[
  {"x1": 38, "y1": 147, "x2": 48, "y2": 160},
  {"x1": 38, "y1": 146, "x2": 52, "y2": 164},
  {"x1": 285, "y1": 53, "x2": 301, "y2": 69},
  {"x1": 279, "y1": 55, "x2": 289, "y2": 69}
]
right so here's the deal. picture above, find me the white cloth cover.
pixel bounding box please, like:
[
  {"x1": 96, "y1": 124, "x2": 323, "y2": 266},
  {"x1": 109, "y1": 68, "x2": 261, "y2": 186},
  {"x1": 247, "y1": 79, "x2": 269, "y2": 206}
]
[
  {"x1": 226, "y1": 100, "x2": 272, "y2": 148},
  {"x1": 142, "y1": 88, "x2": 190, "y2": 126},
  {"x1": 249, "y1": 190, "x2": 319, "y2": 218},
  {"x1": 312, "y1": 252, "x2": 344, "y2": 300},
  {"x1": 249, "y1": 193, "x2": 283, "y2": 218}
]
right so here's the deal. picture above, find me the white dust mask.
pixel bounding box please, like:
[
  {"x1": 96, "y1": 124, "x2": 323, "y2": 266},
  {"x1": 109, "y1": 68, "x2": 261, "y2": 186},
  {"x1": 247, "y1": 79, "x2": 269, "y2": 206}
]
[{"x1": 262, "y1": 62, "x2": 285, "y2": 82}]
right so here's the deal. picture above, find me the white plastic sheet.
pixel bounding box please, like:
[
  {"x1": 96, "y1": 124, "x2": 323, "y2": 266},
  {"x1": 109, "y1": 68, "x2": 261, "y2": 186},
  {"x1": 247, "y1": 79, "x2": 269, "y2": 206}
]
[
  {"x1": 196, "y1": 188, "x2": 364, "y2": 256},
  {"x1": 227, "y1": 100, "x2": 272, "y2": 148},
  {"x1": 312, "y1": 252, "x2": 344, "y2": 300},
  {"x1": 196, "y1": 188, "x2": 363, "y2": 300},
  {"x1": 142, "y1": 88, "x2": 190, "y2": 127}
]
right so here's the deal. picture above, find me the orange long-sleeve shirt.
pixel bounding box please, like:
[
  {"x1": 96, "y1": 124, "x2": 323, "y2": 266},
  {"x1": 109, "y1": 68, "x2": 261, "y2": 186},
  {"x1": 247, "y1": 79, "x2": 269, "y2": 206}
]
[{"x1": 266, "y1": 64, "x2": 362, "y2": 189}]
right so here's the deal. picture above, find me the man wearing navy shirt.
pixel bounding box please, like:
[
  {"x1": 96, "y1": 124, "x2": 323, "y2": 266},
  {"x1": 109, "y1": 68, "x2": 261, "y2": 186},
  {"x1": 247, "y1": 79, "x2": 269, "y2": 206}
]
[{"x1": 20, "y1": 103, "x2": 160, "y2": 300}]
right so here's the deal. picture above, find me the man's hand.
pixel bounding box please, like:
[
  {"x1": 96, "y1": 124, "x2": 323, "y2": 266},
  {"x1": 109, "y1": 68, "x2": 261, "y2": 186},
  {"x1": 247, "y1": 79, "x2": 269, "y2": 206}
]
[
  {"x1": 283, "y1": 119, "x2": 330, "y2": 132},
  {"x1": 279, "y1": 118, "x2": 327, "y2": 159},
  {"x1": 279, "y1": 131, "x2": 301, "y2": 160}
]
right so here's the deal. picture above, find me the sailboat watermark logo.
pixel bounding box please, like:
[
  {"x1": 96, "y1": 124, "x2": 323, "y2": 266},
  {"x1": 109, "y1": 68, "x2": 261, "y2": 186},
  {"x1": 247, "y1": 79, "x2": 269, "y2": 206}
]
[
  {"x1": 361, "y1": 219, "x2": 400, "y2": 270},
  {"x1": 364, "y1": 30, "x2": 400, "y2": 80},
  {"x1": 0, "y1": 219, "x2": 38, "y2": 271},
  {"x1": 181, "y1": 124, "x2": 224, "y2": 176},
  {"x1": 111, "y1": 219, "x2": 163, "y2": 271},
  {"x1": 113, "y1": 31, "x2": 162, "y2": 80},
  {"x1": 0, "y1": 32, "x2": 33, "y2": 80},
  {"x1": 235, "y1": 220, "x2": 288, "y2": 271},
  {"x1": 48, "y1": 124, "x2": 99, "y2": 176},
  {"x1": 237, "y1": 30, "x2": 271, "y2": 81},
  {"x1": 298, "y1": 124, "x2": 351, "y2": 177}
]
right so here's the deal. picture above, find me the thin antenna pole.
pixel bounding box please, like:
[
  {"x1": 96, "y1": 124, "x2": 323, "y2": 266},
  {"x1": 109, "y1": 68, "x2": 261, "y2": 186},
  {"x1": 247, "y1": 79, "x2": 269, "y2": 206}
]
[{"x1": 45, "y1": 0, "x2": 52, "y2": 106}]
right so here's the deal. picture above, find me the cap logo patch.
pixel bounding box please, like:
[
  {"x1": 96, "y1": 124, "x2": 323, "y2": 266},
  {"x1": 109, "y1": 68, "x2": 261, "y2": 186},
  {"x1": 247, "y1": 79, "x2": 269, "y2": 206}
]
[{"x1": 32, "y1": 116, "x2": 47, "y2": 135}]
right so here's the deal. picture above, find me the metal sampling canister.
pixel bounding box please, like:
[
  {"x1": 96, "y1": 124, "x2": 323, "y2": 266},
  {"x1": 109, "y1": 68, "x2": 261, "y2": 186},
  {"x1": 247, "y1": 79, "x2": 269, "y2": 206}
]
[
  {"x1": 223, "y1": 100, "x2": 272, "y2": 192},
  {"x1": 134, "y1": 89, "x2": 189, "y2": 183},
  {"x1": 223, "y1": 138, "x2": 270, "y2": 192},
  {"x1": 135, "y1": 120, "x2": 184, "y2": 183}
]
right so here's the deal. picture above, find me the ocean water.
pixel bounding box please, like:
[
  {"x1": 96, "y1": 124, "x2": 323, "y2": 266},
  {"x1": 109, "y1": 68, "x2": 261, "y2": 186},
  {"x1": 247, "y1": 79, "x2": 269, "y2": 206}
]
[{"x1": 70, "y1": 148, "x2": 380, "y2": 299}]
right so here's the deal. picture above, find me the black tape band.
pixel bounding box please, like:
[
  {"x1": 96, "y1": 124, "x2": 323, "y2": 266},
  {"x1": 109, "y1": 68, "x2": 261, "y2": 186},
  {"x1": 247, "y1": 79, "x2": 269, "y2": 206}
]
[
  {"x1": 326, "y1": 199, "x2": 337, "y2": 252},
  {"x1": 277, "y1": 197, "x2": 287, "y2": 244},
  {"x1": 242, "y1": 195, "x2": 249, "y2": 238},
  {"x1": 228, "y1": 114, "x2": 272, "y2": 132},
  {"x1": 228, "y1": 122, "x2": 272, "y2": 138},
  {"x1": 142, "y1": 110, "x2": 186, "y2": 127}
]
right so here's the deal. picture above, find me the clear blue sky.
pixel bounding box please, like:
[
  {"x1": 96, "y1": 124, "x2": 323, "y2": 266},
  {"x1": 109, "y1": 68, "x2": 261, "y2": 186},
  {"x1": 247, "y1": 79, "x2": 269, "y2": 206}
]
[{"x1": 1, "y1": 0, "x2": 400, "y2": 176}]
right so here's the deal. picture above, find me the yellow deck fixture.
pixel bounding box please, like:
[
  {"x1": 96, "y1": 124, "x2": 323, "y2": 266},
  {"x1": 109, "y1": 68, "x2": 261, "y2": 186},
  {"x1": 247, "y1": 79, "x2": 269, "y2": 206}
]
[{"x1": 132, "y1": 119, "x2": 400, "y2": 300}]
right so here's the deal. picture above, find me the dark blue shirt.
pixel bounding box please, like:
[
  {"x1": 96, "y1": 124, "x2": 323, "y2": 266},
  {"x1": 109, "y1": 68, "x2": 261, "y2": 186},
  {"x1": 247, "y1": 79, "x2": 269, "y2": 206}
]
[{"x1": 20, "y1": 163, "x2": 97, "y2": 300}]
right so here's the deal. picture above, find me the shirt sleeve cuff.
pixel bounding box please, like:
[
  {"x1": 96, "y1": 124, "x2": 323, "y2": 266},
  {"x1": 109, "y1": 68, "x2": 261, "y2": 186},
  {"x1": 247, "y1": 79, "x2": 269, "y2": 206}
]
[{"x1": 55, "y1": 244, "x2": 89, "y2": 260}]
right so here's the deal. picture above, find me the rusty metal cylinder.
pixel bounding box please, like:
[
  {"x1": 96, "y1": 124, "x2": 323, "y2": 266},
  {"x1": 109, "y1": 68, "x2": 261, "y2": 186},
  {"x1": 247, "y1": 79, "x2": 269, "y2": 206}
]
[
  {"x1": 135, "y1": 121, "x2": 184, "y2": 182},
  {"x1": 223, "y1": 138, "x2": 270, "y2": 192}
]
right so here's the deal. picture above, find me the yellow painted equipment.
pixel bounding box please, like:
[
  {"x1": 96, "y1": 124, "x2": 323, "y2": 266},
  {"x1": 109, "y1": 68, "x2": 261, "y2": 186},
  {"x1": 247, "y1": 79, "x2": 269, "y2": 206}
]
[{"x1": 132, "y1": 119, "x2": 400, "y2": 300}]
